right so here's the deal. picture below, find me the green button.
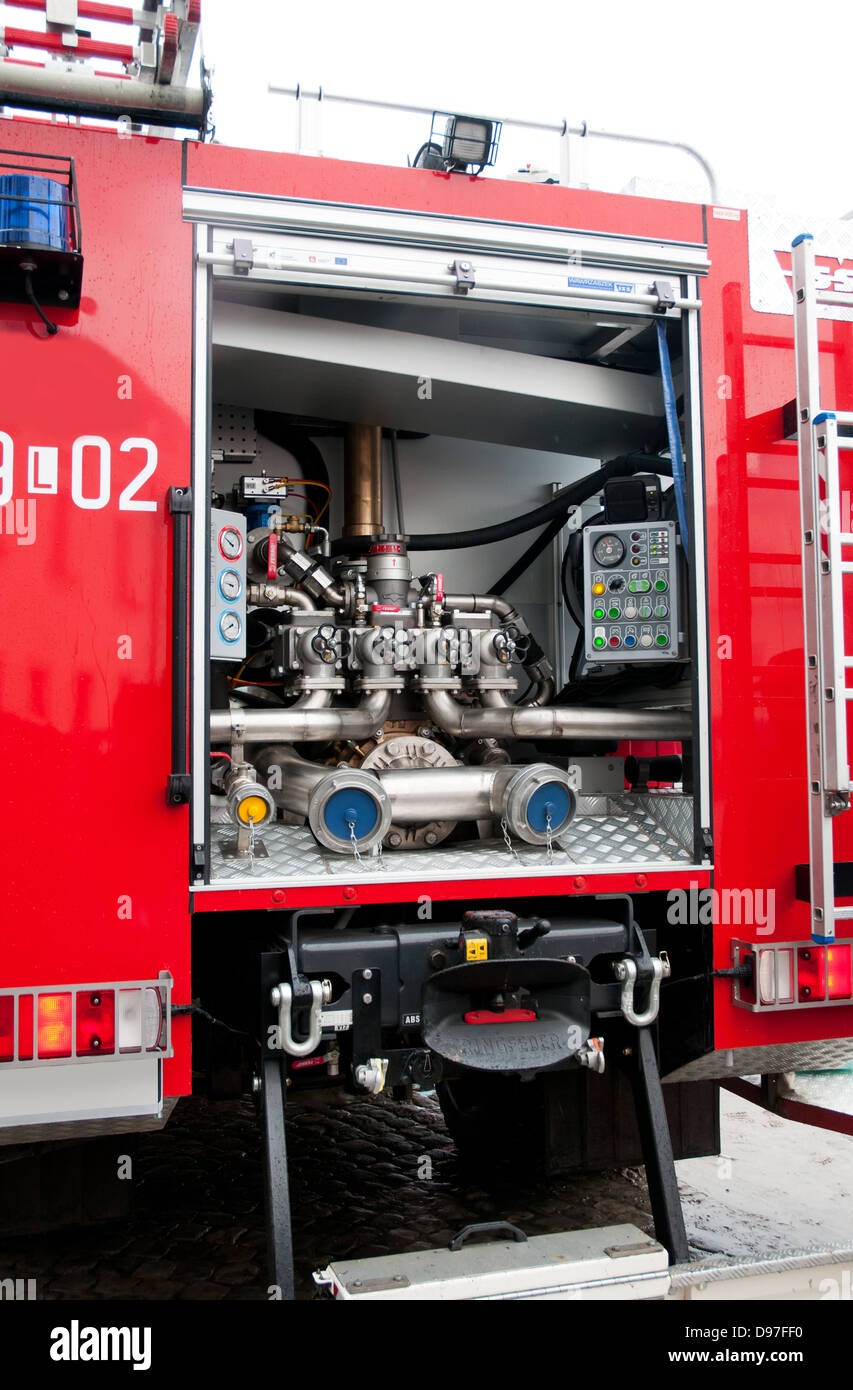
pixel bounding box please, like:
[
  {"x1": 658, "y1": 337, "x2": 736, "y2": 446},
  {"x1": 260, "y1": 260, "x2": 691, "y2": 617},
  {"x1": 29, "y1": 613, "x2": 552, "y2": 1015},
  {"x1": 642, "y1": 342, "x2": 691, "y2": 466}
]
[
  {"x1": 608, "y1": 605, "x2": 620, "y2": 619},
  {"x1": 593, "y1": 636, "x2": 606, "y2": 649},
  {"x1": 593, "y1": 607, "x2": 605, "y2": 620},
  {"x1": 639, "y1": 604, "x2": 652, "y2": 618},
  {"x1": 656, "y1": 632, "x2": 668, "y2": 645},
  {"x1": 654, "y1": 579, "x2": 667, "y2": 591}
]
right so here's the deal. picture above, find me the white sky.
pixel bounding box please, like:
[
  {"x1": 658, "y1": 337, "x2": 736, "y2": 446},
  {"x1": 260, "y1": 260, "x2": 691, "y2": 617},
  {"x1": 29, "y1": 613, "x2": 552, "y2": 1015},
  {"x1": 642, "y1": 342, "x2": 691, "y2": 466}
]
[
  {"x1": 197, "y1": 0, "x2": 853, "y2": 219},
  {"x1": 2, "y1": 0, "x2": 851, "y2": 217}
]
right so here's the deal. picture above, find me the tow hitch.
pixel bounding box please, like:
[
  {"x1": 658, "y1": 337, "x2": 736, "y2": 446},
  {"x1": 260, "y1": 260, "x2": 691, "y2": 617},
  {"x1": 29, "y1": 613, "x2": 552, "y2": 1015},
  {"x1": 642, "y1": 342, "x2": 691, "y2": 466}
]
[{"x1": 422, "y1": 910, "x2": 592, "y2": 1074}]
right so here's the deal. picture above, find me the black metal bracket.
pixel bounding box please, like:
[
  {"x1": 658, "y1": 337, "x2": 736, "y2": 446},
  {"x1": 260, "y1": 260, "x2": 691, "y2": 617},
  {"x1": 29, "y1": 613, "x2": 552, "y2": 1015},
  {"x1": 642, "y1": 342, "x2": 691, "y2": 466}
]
[
  {"x1": 617, "y1": 1022, "x2": 689, "y2": 1263},
  {"x1": 795, "y1": 859, "x2": 853, "y2": 901},
  {"x1": 259, "y1": 953, "x2": 294, "y2": 1299},
  {"x1": 351, "y1": 968, "x2": 382, "y2": 1083},
  {"x1": 167, "y1": 486, "x2": 192, "y2": 807}
]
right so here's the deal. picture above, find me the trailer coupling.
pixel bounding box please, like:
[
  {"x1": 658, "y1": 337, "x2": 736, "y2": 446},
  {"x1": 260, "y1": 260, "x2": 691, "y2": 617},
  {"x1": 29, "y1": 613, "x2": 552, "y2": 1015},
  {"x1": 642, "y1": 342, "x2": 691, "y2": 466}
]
[{"x1": 422, "y1": 909, "x2": 593, "y2": 1075}]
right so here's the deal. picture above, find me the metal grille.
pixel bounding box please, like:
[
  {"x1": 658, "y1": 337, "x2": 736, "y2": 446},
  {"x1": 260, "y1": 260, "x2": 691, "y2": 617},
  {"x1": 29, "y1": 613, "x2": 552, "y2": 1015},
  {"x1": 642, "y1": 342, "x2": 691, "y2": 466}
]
[{"x1": 209, "y1": 793, "x2": 696, "y2": 886}]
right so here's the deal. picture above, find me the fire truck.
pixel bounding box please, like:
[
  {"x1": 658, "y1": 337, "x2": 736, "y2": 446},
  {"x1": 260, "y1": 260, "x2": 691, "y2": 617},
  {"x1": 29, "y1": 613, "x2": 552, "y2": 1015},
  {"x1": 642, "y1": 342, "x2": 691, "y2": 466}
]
[{"x1": 2, "y1": 1, "x2": 853, "y2": 1302}]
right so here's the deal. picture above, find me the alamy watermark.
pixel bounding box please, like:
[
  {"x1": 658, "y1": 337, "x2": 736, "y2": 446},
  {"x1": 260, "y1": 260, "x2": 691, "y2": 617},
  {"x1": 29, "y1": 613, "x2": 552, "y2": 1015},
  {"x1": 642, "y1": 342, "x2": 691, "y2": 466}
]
[{"x1": 667, "y1": 881, "x2": 775, "y2": 935}]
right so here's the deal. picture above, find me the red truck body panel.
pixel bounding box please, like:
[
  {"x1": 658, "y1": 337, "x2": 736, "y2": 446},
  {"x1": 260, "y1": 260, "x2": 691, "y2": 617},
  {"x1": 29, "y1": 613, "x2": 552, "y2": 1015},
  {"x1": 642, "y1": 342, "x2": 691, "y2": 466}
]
[{"x1": 3, "y1": 118, "x2": 853, "y2": 1101}]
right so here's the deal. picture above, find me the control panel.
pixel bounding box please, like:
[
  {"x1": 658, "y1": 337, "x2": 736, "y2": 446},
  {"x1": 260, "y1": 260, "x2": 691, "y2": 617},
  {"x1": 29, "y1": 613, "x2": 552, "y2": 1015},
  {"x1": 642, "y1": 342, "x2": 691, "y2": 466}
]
[
  {"x1": 210, "y1": 508, "x2": 247, "y2": 662},
  {"x1": 583, "y1": 519, "x2": 680, "y2": 663}
]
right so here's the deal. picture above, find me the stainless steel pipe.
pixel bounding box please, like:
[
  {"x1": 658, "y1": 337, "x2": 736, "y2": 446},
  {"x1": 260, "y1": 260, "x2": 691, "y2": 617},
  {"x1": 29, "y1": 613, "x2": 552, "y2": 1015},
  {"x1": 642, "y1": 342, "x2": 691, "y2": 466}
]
[
  {"x1": 423, "y1": 689, "x2": 691, "y2": 742},
  {"x1": 210, "y1": 689, "x2": 391, "y2": 745},
  {"x1": 256, "y1": 746, "x2": 576, "y2": 847}
]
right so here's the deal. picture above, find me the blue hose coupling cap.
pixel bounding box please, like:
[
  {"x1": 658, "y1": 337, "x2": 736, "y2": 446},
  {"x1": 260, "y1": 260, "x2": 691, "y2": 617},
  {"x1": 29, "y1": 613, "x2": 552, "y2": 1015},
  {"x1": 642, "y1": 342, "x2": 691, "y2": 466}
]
[
  {"x1": 307, "y1": 770, "x2": 391, "y2": 853},
  {"x1": 503, "y1": 764, "x2": 576, "y2": 847}
]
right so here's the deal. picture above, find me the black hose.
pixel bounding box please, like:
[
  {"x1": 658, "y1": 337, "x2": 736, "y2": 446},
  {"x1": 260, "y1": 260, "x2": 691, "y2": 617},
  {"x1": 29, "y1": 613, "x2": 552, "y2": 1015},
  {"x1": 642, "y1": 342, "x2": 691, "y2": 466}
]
[
  {"x1": 490, "y1": 512, "x2": 566, "y2": 594},
  {"x1": 494, "y1": 456, "x2": 674, "y2": 594},
  {"x1": 331, "y1": 453, "x2": 672, "y2": 558}
]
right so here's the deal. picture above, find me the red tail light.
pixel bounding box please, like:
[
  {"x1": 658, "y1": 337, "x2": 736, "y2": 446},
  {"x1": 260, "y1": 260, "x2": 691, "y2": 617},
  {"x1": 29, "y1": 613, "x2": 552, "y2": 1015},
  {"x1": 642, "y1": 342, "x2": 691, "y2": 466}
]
[
  {"x1": 827, "y1": 944, "x2": 853, "y2": 1000},
  {"x1": 734, "y1": 939, "x2": 853, "y2": 1010},
  {"x1": 18, "y1": 994, "x2": 33, "y2": 1060},
  {"x1": 76, "y1": 990, "x2": 115, "y2": 1055},
  {"x1": 0, "y1": 997, "x2": 13, "y2": 1062},
  {"x1": 37, "y1": 993, "x2": 72, "y2": 1058}
]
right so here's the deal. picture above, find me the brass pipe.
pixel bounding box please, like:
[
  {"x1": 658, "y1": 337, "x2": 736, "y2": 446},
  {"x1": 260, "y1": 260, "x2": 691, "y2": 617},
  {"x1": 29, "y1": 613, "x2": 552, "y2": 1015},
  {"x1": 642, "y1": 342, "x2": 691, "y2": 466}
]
[{"x1": 343, "y1": 424, "x2": 383, "y2": 537}]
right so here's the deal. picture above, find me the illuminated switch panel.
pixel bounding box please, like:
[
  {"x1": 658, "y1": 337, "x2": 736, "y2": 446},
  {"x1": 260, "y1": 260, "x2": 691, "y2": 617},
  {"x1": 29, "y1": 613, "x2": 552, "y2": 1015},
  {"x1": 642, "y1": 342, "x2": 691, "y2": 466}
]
[
  {"x1": 210, "y1": 508, "x2": 247, "y2": 662},
  {"x1": 583, "y1": 519, "x2": 680, "y2": 663}
]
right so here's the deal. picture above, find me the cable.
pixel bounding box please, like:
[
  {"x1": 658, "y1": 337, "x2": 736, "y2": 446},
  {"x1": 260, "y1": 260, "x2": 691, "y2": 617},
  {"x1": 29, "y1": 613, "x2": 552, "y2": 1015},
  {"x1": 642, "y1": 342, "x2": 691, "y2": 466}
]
[
  {"x1": 282, "y1": 493, "x2": 318, "y2": 518},
  {"x1": 254, "y1": 415, "x2": 331, "y2": 491},
  {"x1": 23, "y1": 271, "x2": 58, "y2": 336},
  {"x1": 655, "y1": 321, "x2": 690, "y2": 554},
  {"x1": 170, "y1": 1003, "x2": 252, "y2": 1040}
]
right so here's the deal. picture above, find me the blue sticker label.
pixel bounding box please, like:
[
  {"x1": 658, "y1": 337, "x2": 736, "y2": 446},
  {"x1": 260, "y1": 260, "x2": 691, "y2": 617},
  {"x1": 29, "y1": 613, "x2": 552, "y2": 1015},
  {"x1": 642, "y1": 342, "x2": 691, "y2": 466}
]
[
  {"x1": 334, "y1": 256, "x2": 348, "y2": 265},
  {"x1": 567, "y1": 276, "x2": 634, "y2": 293},
  {"x1": 568, "y1": 276, "x2": 615, "y2": 291}
]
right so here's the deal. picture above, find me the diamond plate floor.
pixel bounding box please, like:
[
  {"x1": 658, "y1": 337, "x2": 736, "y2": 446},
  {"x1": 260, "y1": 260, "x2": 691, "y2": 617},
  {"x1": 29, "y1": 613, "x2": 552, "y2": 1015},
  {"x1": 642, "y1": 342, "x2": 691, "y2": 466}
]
[{"x1": 209, "y1": 793, "x2": 696, "y2": 887}]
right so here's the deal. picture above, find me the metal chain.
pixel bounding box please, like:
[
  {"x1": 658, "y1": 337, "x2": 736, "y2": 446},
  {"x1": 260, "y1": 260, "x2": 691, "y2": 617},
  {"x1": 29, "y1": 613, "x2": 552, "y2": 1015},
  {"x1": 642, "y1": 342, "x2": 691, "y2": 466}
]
[
  {"x1": 348, "y1": 818, "x2": 363, "y2": 865},
  {"x1": 545, "y1": 810, "x2": 554, "y2": 865},
  {"x1": 500, "y1": 815, "x2": 520, "y2": 860}
]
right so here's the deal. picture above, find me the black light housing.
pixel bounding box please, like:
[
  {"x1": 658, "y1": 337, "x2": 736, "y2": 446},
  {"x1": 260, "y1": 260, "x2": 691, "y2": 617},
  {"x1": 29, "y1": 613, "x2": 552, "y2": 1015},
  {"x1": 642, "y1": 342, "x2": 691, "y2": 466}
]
[
  {"x1": 413, "y1": 111, "x2": 501, "y2": 174},
  {"x1": 0, "y1": 148, "x2": 83, "y2": 333}
]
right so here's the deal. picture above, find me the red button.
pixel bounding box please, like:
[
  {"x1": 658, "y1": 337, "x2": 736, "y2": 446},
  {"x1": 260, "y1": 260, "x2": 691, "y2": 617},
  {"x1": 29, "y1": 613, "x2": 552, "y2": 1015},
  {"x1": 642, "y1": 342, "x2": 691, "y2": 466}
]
[{"x1": 609, "y1": 635, "x2": 620, "y2": 646}]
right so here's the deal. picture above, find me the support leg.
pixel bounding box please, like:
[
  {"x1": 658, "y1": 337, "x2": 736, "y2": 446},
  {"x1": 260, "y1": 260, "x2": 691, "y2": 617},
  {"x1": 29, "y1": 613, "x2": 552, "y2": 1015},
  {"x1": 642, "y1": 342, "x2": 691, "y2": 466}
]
[
  {"x1": 263, "y1": 1054, "x2": 295, "y2": 1299},
  {"x1": 629, "y1": 1025, "x2": 689, "y2": 1264}
]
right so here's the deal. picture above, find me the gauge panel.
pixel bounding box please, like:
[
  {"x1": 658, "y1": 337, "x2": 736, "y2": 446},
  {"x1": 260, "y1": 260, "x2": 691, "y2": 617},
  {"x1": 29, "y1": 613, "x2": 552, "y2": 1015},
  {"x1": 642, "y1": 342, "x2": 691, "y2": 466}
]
[
  {"x1": 583, "y1": 520, "x2": 680, "y2": 664},
  {"x1": 210, "y1": 508, "x2": 247, "y2": 662}
]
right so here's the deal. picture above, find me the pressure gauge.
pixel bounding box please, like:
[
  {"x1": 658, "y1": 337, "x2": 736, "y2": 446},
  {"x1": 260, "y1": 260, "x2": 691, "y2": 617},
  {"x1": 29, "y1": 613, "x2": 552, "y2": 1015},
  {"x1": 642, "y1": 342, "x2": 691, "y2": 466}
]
[
  {"x1": 592, "y1": 533, "x2": 625, "y2": 567},
  {"x1": 219, "y1": 611, "x2": 242, "y2": 644},
  {"x1": 218, "y1": 568, "x2": 243, "y2": 601},
  {"x1": 218, "y1": 526, "x2": 244, "y2": 560}
]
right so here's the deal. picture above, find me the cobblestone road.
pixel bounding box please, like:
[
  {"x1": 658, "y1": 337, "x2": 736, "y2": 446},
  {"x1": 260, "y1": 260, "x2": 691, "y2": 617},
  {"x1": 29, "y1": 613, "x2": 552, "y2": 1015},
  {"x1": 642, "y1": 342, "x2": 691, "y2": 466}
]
[{"x1": 0, "y1": 1093, "x2": 656, "y2": 1300}]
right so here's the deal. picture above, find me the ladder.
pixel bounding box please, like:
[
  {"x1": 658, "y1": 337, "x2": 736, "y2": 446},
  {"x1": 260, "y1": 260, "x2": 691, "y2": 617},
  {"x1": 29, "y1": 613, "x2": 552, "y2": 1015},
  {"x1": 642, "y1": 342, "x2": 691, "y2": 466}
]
[{"x1": 792, "y1": 232, "x2": 853, "y2": 942}]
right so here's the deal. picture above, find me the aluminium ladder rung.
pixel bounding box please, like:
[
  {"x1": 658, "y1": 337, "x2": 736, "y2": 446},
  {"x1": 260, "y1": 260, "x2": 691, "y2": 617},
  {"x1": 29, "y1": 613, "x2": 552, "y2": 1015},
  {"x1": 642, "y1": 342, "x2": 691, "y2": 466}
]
[{"x1": 793, "y1": 233, "x2": 852, "y2": 943}]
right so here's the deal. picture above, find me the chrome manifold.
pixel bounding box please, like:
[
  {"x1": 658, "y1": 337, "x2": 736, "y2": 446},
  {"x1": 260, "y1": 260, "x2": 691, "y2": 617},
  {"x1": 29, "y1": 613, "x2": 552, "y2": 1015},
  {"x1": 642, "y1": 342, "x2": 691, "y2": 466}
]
[{"x1": 211, "y1": 533, "x2": 690, "y2": 854}]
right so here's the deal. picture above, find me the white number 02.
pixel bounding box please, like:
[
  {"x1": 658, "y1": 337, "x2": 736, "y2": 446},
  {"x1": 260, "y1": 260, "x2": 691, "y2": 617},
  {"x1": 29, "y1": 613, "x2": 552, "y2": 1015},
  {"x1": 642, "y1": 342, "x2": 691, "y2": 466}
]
[{"x1": 66, "y1": 435, "x2": 158, "y2": 512}]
